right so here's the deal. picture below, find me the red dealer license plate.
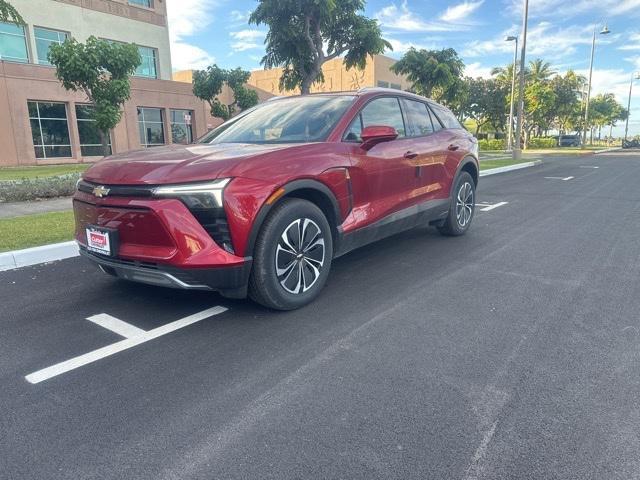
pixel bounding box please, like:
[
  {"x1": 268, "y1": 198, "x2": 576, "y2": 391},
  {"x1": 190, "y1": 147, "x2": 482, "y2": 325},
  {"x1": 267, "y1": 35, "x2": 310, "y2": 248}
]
[{"x1": 86, "y1": 227, "x2": 113, "y2": 256}]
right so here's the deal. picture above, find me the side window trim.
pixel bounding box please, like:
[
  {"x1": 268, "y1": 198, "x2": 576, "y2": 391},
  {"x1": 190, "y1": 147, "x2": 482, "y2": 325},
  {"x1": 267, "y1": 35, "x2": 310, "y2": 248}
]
[
  {"x1": 341, "y1": 95, "x2": 407, "y2": 142},
  {"x1": 427, "y1": 104, "x2": 445, "y2": 130},
  {"x1": 400, "y1": 97, "x2": 437, "y2": 138}
]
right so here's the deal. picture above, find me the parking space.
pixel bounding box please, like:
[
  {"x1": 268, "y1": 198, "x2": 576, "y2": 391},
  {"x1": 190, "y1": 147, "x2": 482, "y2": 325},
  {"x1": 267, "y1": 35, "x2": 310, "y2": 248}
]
[{"x1": 2, "y1": 153, "x2": 640, "y2": 479}]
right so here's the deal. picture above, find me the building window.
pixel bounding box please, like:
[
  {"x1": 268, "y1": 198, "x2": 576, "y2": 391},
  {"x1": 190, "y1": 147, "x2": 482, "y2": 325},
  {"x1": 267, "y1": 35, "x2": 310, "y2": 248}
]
[
  {"x1": 129, "y1": 0, "x2": 153, "y2": 7},
  {"x1": 76, "y1": 105, "x2": 112, "y2": 156},
  {"x1": 138, "y1": 107, "x2": 165, "y2": 147},
  {"x1": 135, "y1": 46, "x2": 158, "y2": 79},
  {"x1": 34, "y1": 27, "x2": 69, "y2": 65},
  {"x1": 390, "y1": 83, "x2": 401, "y2": 90},
  {"x1": 376, "y1": 80, "x2": 389, "y2": 88},
  {"x1": 170, "y1": 109, "x2": 193, "y2": 144},
  {"x1": 0, "y1": 21, "x2": 29, "y2": 63},
  {"x1": 28, "y1": 101, "x2": 72, "y2": 158}
]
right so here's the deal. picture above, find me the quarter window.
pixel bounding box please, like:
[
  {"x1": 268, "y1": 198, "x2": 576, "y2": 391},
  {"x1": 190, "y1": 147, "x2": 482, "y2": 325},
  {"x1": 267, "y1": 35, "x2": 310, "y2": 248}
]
[
  {"x1": 429, "y1": 104, "x2": 462, "y2": 130},
  {"x1": 76, "y1": 105, "x2": 112, "y2": 156},
  {"x1": 170, "y1": 109, "x2": 193, "y2": 144},
  {"x1": 344, "y1": 97, "x2": 406, "y2": 142},
  {"x1": 400, "y1": 99, "x2": 434, "y2": 137},
  {"x1": 0, "y1": 21, "x2": 29, "y2": 63},
  {"x1": 138, "y1": 107, "x2": 165, "y2": 147},
  {"x1": 34, "y1": 27, "x2": 69, "y2": 65},
  {"x1": 135, "y1": 46, "x2": 158, "y2": 78},
  {"x1": 28, "y1": 101, "x2": 72, "y2": 158}
]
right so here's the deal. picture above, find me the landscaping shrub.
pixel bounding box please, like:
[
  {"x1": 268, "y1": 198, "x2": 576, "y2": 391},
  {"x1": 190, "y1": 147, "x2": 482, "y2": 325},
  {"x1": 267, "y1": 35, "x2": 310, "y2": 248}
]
[
  {"x1": 0, "y1": 173, "x2": 80, "y2": 202},
  {"x1": 478, "y1": 139, "x2": 505, "y2": 151},
  {"x1": 527, "y1": 137, "x2": 557, "y2": 149}
]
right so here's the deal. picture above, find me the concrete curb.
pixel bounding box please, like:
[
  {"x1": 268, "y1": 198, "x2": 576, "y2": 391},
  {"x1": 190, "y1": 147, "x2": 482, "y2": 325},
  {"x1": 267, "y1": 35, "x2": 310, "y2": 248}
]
[
  {"x1": 479, "y1": 160, "x2": 542, "y2": 177},
  {"x1": 0, "y1": 241, "x2": 79, "y2": 272},
  {"x1": 593, "y1": 147, "x2": 622, "y2": 154}
]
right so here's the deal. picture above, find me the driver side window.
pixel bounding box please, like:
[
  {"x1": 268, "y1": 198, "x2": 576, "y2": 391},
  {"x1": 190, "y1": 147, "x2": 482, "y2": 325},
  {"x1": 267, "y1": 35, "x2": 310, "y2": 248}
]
[{"x1": 344, "y1": 97, "x2": 406, "y2": 142}]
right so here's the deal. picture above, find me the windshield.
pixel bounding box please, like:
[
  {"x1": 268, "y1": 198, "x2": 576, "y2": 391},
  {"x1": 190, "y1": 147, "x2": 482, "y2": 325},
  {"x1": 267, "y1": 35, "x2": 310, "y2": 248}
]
[{"x1": 199, "y1": 95, "x2": 355, "y2": 145}]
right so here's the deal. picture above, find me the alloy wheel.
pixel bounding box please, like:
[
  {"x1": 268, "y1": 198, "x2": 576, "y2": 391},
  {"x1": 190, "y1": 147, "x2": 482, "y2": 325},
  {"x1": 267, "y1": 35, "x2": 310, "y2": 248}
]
[
  {"x1": 275, "y1": 218, "x2": 326, "y2": 294},
  {"x1": 456, "y1": 181, "x2": 474, "y2": 228}
]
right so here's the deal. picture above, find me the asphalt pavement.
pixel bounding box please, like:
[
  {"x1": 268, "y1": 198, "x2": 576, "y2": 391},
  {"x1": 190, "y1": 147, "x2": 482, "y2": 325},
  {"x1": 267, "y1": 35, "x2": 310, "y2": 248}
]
[{"x1": 2, "y1": 152, "x2": 640, "y2": 479}]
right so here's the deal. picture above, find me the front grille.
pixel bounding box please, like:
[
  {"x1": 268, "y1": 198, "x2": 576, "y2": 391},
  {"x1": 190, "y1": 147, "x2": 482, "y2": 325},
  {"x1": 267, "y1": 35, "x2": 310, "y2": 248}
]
[{"x1": 78, "y1": 180, "x2": 234, "y2": 253}]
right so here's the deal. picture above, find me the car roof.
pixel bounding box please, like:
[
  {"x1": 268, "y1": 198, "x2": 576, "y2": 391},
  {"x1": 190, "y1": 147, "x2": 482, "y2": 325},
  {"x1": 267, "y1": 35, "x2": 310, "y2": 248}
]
[{"x1": 267, "y1": 87, "x2": 435, "y2": 104}]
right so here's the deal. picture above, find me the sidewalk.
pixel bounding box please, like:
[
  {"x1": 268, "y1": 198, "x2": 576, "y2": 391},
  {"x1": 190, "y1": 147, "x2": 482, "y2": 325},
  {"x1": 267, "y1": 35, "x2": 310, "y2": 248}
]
[{"x1": 0, "y1": 197, "x2": 72, "y2": 219}]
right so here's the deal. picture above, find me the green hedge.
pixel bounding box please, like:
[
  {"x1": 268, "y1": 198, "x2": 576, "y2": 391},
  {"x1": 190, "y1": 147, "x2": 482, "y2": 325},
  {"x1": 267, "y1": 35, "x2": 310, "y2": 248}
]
[
  {"x1": 527, "y1": 137, "x2": 557, "y2": 149},
  {"x1": 0, "y1": 173, "x2": 80, "y2": 202},
  {"x1": 478, "y1": 139, "x2": 506, "y2": 151}
]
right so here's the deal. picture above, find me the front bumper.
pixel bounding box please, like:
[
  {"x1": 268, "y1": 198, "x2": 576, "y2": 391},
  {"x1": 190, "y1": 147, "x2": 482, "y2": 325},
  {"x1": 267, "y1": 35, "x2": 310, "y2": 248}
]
[{"x1": 80, "y1": 247, "x2": 252, "y2": 297}]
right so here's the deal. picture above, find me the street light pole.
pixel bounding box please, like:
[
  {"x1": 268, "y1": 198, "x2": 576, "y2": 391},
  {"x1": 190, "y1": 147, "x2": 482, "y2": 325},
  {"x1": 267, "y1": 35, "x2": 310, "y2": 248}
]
[
  {"x1": 582, "y1": 23, "x2": 610, "y2": 148},
  {"x1": 506, "y1": 36, "x2": 518, "y2": 151},
  {"x1": 624, "y1": 72, "x2": 640, "y2": 142},
  {"x1": 513, "y1": 0, "x2": 528, "y2": 160}
]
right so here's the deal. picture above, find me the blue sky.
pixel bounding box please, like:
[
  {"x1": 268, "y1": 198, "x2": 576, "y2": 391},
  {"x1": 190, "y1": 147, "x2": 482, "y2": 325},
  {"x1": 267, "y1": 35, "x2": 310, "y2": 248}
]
[{"x1": 166, "y1": 0, "x2": 640, "y2": 135}]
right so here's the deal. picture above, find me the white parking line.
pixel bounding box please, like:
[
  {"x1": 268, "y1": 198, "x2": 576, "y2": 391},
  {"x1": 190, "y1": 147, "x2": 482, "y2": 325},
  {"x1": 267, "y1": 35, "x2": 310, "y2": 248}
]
[
  {"x1": 25, "y1": 306, "x2": 227, "y2": 384},
  {"x1": 87, "y1": 313, "x2": 146, "y2": 339},
  {"x1": 477, "y1": 201, "x2": 508, "y2": 212},
  {"x1": 580, "y1": 166, "x2": 599, "y2": 169},
  {"x1": 544, "y1": 176, "x2": 574, "y2": 181}
]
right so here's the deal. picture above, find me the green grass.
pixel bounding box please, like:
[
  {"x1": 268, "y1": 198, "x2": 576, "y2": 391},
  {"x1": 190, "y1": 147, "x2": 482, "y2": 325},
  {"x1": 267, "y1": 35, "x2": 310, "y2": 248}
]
[
  {"x1": 0, "y1": 210, "x2": 75, "y2": 252},
  {"x1": 480, "y1": 158, "x2": 535, "y2": 170},
  {"x1": 0, "y1": 164, "x2": 89, "y2": 181}
]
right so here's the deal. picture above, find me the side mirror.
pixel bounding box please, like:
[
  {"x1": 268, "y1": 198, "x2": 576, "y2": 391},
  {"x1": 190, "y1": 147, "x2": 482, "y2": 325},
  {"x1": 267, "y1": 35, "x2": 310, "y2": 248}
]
[{"x1": 360, "y1": 125, "x2": 398, "y2": 151}]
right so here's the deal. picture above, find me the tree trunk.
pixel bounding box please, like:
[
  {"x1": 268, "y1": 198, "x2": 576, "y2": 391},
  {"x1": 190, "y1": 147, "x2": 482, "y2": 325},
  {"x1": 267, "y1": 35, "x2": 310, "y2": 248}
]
[{"x1": 99, "y1": 129, "x2": 110, "y2": 157}]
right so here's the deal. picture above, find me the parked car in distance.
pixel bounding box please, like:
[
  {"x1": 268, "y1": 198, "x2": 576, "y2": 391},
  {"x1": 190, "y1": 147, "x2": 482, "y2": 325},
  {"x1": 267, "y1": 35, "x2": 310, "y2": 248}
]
[
  {"x1": 557, "y1": 134, "x2": 581, "y2": 147},
  {"x1": 73, "y1": 88, "x2": 479, "y2": 310}
]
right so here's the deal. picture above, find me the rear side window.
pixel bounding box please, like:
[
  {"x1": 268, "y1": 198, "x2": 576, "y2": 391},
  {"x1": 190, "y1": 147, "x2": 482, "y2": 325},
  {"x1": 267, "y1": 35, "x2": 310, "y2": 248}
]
[
  {"x1": 344, "y1": 97, "x2": 406, "y2": 142},
  {"x1": 400, "y1": 99, "x2": 434, "y2": 137},
  {"x1": 429, "y1": 104, "x2": 462, "y2": 130}
]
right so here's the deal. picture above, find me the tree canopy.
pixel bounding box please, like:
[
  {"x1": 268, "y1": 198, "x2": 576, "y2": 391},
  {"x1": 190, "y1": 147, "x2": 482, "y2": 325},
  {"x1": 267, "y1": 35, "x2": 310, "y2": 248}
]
[
  {"x1": 390, "y1": 48, "x2": 465, "y2": 100},
  {"x1": 249, "y1": 0, "x2": 391, "y2": 94},
  {"x1": 192, "y1": 65, "x2": 259, "y2": 121},
  {"x1": 0, "y1": 0, "x2": 24, "y2": 25},
  {"x1": 48, "y1": 37, "x2": 141, "y2": 154}
]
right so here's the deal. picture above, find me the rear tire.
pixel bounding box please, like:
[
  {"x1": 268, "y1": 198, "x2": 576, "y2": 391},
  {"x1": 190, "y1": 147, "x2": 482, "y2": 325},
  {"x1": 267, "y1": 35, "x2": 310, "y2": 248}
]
[
  {"x1": 438, "y1": 171, "x2": 475, "y2": 236},
  {"x1": 249, "y1": 198, "x2": 333, "y2": 310}
]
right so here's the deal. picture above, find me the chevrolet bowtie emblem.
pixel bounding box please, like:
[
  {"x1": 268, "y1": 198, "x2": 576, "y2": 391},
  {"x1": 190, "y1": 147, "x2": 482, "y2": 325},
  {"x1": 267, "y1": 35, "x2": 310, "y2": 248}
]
[{"x1": 92, "y1": 185, "x2": 110, "y2": 198}]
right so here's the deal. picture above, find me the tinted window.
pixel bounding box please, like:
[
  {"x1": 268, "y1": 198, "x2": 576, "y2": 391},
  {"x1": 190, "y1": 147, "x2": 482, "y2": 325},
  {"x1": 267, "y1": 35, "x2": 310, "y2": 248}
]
[
  {"x1": 34, "y1": 27, "x2": 69, "y2": 65},
  {"x1": 28, "y1": 101, "x2": 72, "y2": 158},
  {"x1": 0, "y1": 21, "x2": 29, "y2": 63},
  {"x1": 344, "y1": 97, "x2": 406, "y2": 142},
  {"x1": 401, "y1": 99, "x2": 434, "y2": 137},
  {"x1": 200, "y1": 95, "x2": 354, "y2": 145},
  {"x1": 76, "y1": 105, "x2": 112, "y2": 156},
  {"x1": 136, "y1": 46, "x2": 158, "y2": 78},
  {"x1": 137, "y1": 107, "x2": 165, "y2": 147},
  {"x1": 429, "y1": 104, "x2": 462, "y2": 130}
]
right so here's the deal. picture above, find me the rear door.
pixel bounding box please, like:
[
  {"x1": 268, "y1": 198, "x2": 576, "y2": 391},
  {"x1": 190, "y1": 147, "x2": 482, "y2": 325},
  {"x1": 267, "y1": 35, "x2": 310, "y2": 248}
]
[
  {"x1": 343, "y1": 96, "x2": 420, "y2": 230},
  {"x1": 399, "y1": 97, "x2": 448, "y2": 202}
]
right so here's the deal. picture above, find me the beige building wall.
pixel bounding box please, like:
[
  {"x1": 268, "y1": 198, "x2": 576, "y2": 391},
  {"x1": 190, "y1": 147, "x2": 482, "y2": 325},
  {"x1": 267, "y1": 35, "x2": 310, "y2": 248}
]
[
  {"x1": 246, "y1": 55, "x2": 410, "y2": 96},
  {"x1": 0, "y1": 62, "x2": 213, "y2": 166},
  {"x1": 11, "y1": 0, "x2": 172, "y2": 79}
]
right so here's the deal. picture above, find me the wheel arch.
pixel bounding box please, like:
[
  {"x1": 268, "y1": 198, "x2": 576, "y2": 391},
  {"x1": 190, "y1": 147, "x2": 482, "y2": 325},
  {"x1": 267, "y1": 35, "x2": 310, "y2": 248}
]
[
  {"x1": 244, "y1": 179, "x2": 342, "y2": 257},
  {"x1": 457, "y1": 156, "x2": 479, "y2": 187}
]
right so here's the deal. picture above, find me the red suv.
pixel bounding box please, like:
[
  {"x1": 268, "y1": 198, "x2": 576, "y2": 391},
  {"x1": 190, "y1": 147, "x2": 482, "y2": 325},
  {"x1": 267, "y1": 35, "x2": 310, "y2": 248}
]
[{"x1": 74, "y1": 88, "x2": 478, "y2": 310}]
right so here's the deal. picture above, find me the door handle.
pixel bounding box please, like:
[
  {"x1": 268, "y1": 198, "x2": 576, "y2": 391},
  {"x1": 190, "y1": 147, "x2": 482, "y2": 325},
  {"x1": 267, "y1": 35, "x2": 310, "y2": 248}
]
[
  {"x1": 448, "y1": 144, "x2": 459, "y2": 151},
  {"x1": 404, "y1": 151, "x2": 419, "y2": 159}
]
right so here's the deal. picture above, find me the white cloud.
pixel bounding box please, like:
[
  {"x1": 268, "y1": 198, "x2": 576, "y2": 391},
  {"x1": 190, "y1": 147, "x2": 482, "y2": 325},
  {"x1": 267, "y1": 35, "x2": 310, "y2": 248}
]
[
  {"x1": 385, "y1": 38, "x2": 436, "y2": 53},
  {"x1": 166, "y1": 0, "x2": 216, "y2": 71},
  {"x1": 375, "y1": 1, "x2": 462, "y2": 32},
  {"x1": 505, "y1": 0, "x2": 640, "y2": 19},
  {"x1": 619, "y1": 33, "x2": 640, "y2": 51},
  {"x1": 463, "y1": 22, "x2": 616, "y2": 61},
  {"x1": 465, "y1": 62, "x2": 493, "y2": 78},
  {"x1": 440, "y1": 0, "x2": 484, "y2": 23},
  {"x1": 229, "y1": 29, "x2": 265, "y2": 52}
]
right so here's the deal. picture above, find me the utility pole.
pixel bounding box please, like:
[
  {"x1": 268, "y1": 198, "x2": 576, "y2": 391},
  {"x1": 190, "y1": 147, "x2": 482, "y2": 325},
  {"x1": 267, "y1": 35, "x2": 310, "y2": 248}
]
[
  {"x1": 506, "y1": 36, "x2": 518, "y2": 151},
  {"x1": 513, "y1": 0, "x2": 528, "y2": 160}
]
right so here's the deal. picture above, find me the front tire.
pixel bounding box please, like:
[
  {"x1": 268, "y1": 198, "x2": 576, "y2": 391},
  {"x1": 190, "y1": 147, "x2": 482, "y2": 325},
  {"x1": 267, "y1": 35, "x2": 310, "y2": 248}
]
[
  {"x1": 249, "y1": 198, "x2": 333, "y2": 310},
  {"x1": 438, "y1": 171, "x2": 476, "y2": 236}
]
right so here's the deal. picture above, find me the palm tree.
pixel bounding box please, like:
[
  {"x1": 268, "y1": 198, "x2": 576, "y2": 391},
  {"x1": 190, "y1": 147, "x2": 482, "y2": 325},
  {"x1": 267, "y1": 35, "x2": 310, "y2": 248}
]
[{"x1": 528, "y1": 59, "x2": 556, "y2": 83}]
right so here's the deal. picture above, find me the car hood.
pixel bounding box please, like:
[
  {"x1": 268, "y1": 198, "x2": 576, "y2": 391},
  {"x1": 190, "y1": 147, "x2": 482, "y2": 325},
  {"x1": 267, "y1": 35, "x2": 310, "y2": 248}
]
[{"x1": 82, "y1": 143, "x2": 303, "y2": 185}]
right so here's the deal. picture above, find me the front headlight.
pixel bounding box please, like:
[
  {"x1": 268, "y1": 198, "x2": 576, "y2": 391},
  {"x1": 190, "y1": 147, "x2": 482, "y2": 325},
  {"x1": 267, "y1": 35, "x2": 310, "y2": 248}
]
[
  {"x1": 152, "y1": 178, "x2": 231, "y2": 207},
  {"x1": 152, "y1": 178, "x2": 235, "y2": 254}
]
